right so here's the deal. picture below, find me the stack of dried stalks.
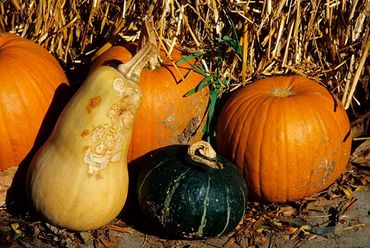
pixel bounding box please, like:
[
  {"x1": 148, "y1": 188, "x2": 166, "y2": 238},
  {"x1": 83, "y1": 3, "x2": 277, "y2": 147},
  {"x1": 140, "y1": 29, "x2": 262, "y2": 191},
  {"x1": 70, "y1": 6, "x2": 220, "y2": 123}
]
[{"x1": 1, "y1": 1, "x2": 368, "y2": 112}]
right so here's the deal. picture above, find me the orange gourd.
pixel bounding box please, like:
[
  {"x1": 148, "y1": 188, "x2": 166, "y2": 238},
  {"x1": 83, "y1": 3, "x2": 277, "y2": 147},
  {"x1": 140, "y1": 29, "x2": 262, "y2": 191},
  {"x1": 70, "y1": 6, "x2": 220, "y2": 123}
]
[
  {"x1": 0, "y1": 33, "x2": 68, "y2": 170},
  {"x1": 91, "y1": 45, "x2": 209, "y2": 162},
  {"x1": 216, "y1": 76, "x2": 352, "y2": 202}
]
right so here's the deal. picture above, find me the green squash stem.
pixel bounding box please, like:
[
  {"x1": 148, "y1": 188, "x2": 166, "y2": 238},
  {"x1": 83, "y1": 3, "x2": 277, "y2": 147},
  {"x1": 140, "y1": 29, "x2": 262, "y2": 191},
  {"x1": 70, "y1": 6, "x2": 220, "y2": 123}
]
[{"x1": 188, "y1": 141, "x2": 223, "y2": 169}]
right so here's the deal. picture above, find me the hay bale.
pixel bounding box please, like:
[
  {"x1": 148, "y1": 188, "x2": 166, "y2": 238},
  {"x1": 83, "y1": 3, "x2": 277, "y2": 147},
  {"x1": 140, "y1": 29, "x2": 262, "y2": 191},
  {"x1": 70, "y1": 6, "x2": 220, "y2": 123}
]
[{"x1": 1, "y1": 0, "x2": 368, "y2": 116}]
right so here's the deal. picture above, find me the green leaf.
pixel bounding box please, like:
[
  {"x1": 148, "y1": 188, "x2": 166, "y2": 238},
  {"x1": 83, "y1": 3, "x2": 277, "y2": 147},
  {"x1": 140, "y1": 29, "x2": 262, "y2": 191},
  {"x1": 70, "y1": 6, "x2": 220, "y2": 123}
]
[
  {"x1": 176, "y1": 51, "x2": 207, "y2": 65},
  {"x1": 217, "y1": 35, "x2": 242, "y2": 59},
  {"x1": 184, "y1": 76, "x2": 211, "y2": 96},
  {"x1": 214, "y1": 14, "x2": 242, "y2": 59},
  {"x1": 190, "y1": 63, "x2": 208, "y2": 77},
  {"x1": 203, "y1": 88, "x2": 219, "y2": 145}
]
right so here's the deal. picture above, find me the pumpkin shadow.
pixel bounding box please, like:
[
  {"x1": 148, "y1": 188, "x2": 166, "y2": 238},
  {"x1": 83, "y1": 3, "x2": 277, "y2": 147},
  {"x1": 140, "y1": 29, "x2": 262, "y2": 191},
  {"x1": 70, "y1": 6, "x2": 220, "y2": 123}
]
[
  {"x1": 119, "y1": 152, "x2": 175, "y2": 239},
  {"x1": 5, "y1": 82, "x2": 76, "y2": 216}
]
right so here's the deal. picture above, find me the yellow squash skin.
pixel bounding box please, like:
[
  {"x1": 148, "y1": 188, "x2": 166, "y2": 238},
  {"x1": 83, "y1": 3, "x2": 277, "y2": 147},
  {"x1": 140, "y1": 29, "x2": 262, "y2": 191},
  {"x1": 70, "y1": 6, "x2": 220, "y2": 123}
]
[{"x1": 26, "y1": 44, "x2": 156, "y2": 231}]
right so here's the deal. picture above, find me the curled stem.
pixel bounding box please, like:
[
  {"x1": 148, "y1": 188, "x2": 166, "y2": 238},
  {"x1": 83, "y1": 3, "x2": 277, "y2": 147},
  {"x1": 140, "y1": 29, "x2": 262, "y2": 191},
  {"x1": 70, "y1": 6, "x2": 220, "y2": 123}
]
[{"x1": 187, "y1": 141, "x2": 223, "y2": 169}]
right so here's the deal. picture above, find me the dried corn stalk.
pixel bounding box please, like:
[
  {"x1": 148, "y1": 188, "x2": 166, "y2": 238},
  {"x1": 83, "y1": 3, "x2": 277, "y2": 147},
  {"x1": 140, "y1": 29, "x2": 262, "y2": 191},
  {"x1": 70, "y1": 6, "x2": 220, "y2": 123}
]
[{"x1": 0, "y1": 0, "x2": 369, "y2": 115}]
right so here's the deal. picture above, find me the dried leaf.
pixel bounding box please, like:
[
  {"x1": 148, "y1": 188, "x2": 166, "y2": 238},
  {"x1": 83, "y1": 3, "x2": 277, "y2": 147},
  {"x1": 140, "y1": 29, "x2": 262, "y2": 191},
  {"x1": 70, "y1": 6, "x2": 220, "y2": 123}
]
[
  {"x1": 351, "y1": 139, "x2": 370, "y2": 166},
  {"x1": 273, "y1": 221, "x2": 283, "y2": 227},
  {"x1": 107, "y1": 224, "x2": 134, "y2": 235},
  {"x1": 10, "y1": 223, "x2": 22, "y2": 236},
  {"x1": 0, "y1": 166, "x2": 17, "y2": 206},
  {"x1": 285, "y1": 226, "x2": 299, "y2": 235},
  {"x1": 277, "y1": 206, "x2": 297, "y2": 217},
  {"x1": 289, "y1": 228, "x2": 301, "y2": 240},
  {"x1": 355, "y1": 185, "x2": 368, "y2": 192},
  {"x1": 306, "y1": 198, "x2": 342, "y2": 212},
  {"x1": 342, "y1": 186, "x2": 353, "y2": 199},
  {"x1": 255, "y1": 225, "x2": 267, "y2": 233}
]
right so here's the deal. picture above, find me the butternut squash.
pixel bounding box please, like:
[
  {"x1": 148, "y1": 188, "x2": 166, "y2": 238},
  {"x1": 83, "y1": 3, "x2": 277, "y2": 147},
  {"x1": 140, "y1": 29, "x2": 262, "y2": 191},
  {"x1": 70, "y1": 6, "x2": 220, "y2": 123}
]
[{"x1": 26, "y1": 44, "x2": 157, "y2": 231}]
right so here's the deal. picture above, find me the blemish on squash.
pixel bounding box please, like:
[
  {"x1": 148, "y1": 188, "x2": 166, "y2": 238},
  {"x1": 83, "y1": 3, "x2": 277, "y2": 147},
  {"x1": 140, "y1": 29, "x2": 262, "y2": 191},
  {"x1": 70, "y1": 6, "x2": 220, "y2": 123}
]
[
  {"x1": 81, "y1": 129, "x2": 89, "y2": 137},
  {"x1": 311, "y1": 155, "x2": 336, "y2": 185},
  {"x1": 86, "y1": 96, "x2": 102, "y2": 113},
  {"x1": 178, "y1": 117, "x2": 201, "y2": 144},
  {"x1": 82, "y1": 83, "x2": 142, "y2": 175}
]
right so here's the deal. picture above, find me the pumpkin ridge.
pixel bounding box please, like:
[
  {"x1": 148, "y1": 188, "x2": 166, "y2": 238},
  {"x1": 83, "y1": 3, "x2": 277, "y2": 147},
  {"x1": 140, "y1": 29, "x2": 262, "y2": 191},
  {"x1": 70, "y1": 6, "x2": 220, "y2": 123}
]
[
  {"x1": 217, "y1": 91, "x2": 242, "y2": 131},
  {"x1": 288, "y1": 96, "x2": 307, "y2": 200},
  {"x1": 267, "y1": 96, "x2": 288, "y2": 201},
  {"x1": 226, "y1": 92, "x2": 263, "y2": 162},
  {"x1": 286, "y1": 98, "x2": 317, "y2": 199},
  {"x1": 233, "y1": 94, "x2": 264, "y2": 196},
  {"x1": 287, "y1": 87, "x2": 347, "y2": 199},
  {"x1": 234, "y1": 95, "x2": 264, "y2": 163},
  {"x1": 8, "y1": 78, "x2": 42, "y2": 160},
  {"x1": 312, "y1": 100, "x2": 335, "y2": 175},
  {"x1": 320, "y1": 98, "x2": 349, "y2": 182},
  {"x1": 222, "y1": 93, "x2": 253, "y2": 169},
  {"x1": 18, "y1": 66, "x2": 51, "y2": 108},
  {"x1": 257, "y1": 96, "x2": 279, "y2": 200},
  {"x1": 0, "y1": 106, "x2": 13, "y2": 164},
  {"x1": 284, "y1": 96, "x2": 300, "y2": 201},
  {"x1": 277, "y1": 97, "x2": 288, "y2": 201}
]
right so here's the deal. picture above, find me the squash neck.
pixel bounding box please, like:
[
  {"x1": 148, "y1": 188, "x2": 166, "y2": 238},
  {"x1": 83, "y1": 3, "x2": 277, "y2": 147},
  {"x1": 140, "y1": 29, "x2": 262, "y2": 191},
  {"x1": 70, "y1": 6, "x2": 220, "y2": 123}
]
[{"x1": 117, "y1": 43, "x2": 158, "y2": 83}]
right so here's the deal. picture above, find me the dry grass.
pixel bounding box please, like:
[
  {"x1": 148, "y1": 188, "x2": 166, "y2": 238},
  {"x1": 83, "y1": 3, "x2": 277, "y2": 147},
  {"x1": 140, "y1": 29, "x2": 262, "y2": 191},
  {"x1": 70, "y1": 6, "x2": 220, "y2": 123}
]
[{"x1": 1, "y1": 1, "x2": 368, "y2": 113}]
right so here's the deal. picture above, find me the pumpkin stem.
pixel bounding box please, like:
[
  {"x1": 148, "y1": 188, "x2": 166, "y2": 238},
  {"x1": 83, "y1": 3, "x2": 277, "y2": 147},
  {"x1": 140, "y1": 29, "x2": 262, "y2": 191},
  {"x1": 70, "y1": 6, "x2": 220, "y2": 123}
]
[
  {"x1": 270, "y1": 87, "x2": 294, "y2": 97},
  {"x1": 117, "y1": 43, "x2": 158, "y2": 83},
  {"x1": 188, "y1": 141, "x2": 223, "y2": 169}
]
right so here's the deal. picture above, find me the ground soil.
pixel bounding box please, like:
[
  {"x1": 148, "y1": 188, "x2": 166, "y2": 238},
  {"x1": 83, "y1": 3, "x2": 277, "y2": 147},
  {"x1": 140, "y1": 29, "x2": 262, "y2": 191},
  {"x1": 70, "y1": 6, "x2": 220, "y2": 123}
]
[{"x1": 0, "y1": 182, "x2": 369, "y2": 248}]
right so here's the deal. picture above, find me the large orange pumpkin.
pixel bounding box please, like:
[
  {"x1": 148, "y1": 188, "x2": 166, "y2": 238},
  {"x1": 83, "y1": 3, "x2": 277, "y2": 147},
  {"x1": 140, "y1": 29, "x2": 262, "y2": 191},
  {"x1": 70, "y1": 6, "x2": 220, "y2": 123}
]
[
  {"x1": 91, "y1": 45, "x2": 209, "y2": 162},
  {"x1": 216, "y1": 76, "x2": 352, "y2": 202},
  {"x1": 0, "y1": 33, "x2": 68, "y2": 170}
]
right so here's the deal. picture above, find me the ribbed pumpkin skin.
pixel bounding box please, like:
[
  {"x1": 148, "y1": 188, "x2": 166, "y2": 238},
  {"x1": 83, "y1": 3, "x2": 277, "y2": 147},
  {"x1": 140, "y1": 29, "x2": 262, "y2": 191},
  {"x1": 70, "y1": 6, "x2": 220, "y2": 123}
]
[
  {"x1": 136, "y1": 144, "x2": 247, "y2": 239},
  {"x1": 0, "y1": 33, "x2": 68, "y2": 170},
  {"x1": 91, "y1": 45, "x2": 209, "y2": 162},
  {"x1": 216, "y1": 76, "x2": 352, "y2": 202}
]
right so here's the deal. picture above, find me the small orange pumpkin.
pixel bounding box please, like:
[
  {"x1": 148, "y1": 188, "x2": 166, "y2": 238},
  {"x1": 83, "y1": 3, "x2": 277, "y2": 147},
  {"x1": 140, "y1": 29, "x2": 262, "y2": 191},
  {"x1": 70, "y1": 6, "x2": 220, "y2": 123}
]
[
  {"x1": 0, "y1": 33, "x2": 68, "y2": 170},
  {"x1": 91, "y1": 44, "x2": 209, "y2": 162},
  {"x1": 216, "y1": 76, "x2": 352, "y2": 202}
]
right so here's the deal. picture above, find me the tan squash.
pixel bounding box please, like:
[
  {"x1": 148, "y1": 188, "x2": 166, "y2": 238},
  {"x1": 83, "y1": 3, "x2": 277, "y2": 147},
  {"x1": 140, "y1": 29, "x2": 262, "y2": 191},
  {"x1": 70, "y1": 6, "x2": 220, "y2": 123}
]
[{"x1": 26, "y1": 44, "x2": 157, "y2": 231}]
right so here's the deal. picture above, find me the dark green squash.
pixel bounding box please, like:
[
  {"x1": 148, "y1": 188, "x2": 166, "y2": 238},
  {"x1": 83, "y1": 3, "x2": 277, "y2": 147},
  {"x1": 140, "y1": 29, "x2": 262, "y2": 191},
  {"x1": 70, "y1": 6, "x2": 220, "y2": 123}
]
[{"x1": 136, "y1": 141, "x2": 248, "y2": 239}]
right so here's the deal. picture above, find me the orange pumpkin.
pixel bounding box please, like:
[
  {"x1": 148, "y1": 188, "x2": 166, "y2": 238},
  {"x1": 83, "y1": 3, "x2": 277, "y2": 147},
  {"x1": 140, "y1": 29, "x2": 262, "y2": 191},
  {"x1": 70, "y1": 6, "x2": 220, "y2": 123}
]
[
  {"x1": 91, "y1": 45, "x2": 209, "y2": 162},
  {"x1": 216, "y1": 76, "x2": 352, "y2": 202},
  {"x1": 0, "y1": 33, "x2": 68, "y2": 170}
]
